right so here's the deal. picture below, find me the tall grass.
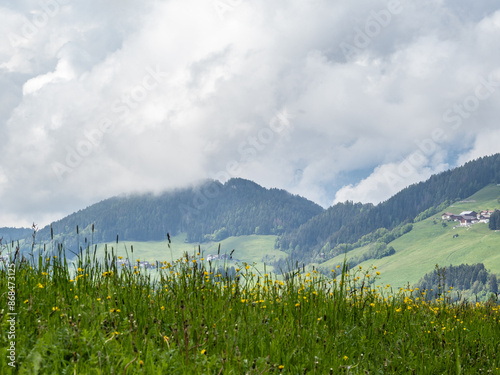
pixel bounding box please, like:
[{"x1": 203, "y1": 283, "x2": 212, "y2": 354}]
[{"x1": 1, "y1": 241, "x2": 499, "y2": 374}]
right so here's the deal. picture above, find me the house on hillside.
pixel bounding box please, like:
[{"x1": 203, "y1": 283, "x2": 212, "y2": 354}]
[
  {"x1": 480, "y1": 210, "x2": 495, "y2": 218},
  {"x1": 441, "y1": 212, "x2": 454, "y2": 220},
  {"x1": 459, "y1": 211, "x2": 478, "y2": 217},
  {"x1": 442, "y1": 212, "x2": 461, "y2": 221},
  {"x1": 460, "y1": 215, "x2": 479, "y2": 226},
  {"x1": 478, "y1": 215, "x2": 490, "y2": 224},
  {"x1": 442, "y1": 209, "x2": 497, "y2": 226}
]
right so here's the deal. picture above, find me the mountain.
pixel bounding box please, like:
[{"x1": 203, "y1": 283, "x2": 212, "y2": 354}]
[
  {"x1": 281, "y1": 154, "x2": 500, "y2": 261},
  {"x1": 27, "y1": 178, "x2": 323, "y2": 252},
  {"x1": 0, "y1": 227, "x2": 32, "y2": 244}
]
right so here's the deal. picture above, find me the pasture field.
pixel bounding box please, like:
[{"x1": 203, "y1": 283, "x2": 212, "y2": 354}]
[
  {"x1": 1, "y1": 243, "x2": 500, "y2": 374},
  {"x1": 88, "y1": 234, "x2": 283, "y2": 274}
]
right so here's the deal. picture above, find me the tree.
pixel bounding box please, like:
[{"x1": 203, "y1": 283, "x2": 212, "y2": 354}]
[
  {"x1": 488, "y1": 274, "x2": 498, "y2": 294},
  {"x1": 489, "y1": 210, "x2": 500, "y2": 230}
]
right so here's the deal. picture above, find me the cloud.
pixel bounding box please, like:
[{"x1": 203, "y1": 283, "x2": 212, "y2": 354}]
[
  {"x1": 1, "y1": 0, "x2": 500, "y2": 227},
  {"x1": 333, "y1": 151, "x2": 450, "y2": 204}
]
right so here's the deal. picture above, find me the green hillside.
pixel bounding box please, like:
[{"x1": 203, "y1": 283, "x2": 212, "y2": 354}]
[
  {"x1": 318, "y1": 184, "x2": 500, "y2": 288},
  {"x1": 86, "y1": 234, "x2": 283, "y2": 273},
  {"x1": 283, "y1": 153, "x2": 500, "y2": 262}
]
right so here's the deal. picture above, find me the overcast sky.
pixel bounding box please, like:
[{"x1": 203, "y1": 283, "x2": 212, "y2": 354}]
[{"x1": 1, "y1": 0, "x2": 500, "y2": 228}]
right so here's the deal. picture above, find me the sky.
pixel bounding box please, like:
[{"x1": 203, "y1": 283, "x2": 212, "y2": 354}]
[{"x1": 1, "y1": 0, "x2": 500, "y2": 228}]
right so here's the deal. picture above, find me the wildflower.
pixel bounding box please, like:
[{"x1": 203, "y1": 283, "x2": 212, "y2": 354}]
[
  {"x1": 278, "y1": 365, "x2": 285, "y2": 370},
  {"x1": 52, "y1": 307, "x2": 59, "y2": 311},
  {"x1": 161, "y1": 306, "x2": 165, "y2": 311},
  {"x1": 201, "y1": 349, "x2": 207, "y2": 355},
  {"x1": 118, "y1": 256, "x2": 123, "y2": 260},
  {"x1": 343, "y1": 356, "x2": 348, "y2": 361},
  {"x1": 24, "y1": 299, "x2": 29, "y2": 304},
  {"x1": 74, "y1": 295, "x2": 78, "y2": 300},
  {"x1": 376, "y1": 271, "x2": 380, "y2": 276},
  {"x1": 97, "y1": 298, "x2": 101, "y2": 301}
]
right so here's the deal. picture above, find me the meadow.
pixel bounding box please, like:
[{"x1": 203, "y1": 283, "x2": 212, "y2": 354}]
[{"x1": 1, "y1": 241, "x2": 500, "y2": 374}]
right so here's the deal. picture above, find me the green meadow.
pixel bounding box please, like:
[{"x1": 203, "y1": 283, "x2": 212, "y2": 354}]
[
  {"x1": 93, "y1": 234, "x2": 283, "y2": 274},
  {"x1": 1, "y1": 243, "x2": 500, "y2": 374}
]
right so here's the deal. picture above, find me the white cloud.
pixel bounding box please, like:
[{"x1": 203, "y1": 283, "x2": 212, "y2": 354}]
[
  {"x1": 333, "y1": 151, "x2": 450, "y2": 204},
  {"x1": 1, "y1": 0, "x2": 500, "y2": 226},
  {"x1": 456, "y1": 129, "x2": 500, "y2": 166}
]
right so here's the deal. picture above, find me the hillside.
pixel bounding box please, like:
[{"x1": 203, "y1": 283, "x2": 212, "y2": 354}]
[
  {"x1": 318, "y1": 184, "x2": 500, "y2": 288},
  {"x1": 23, "y1": 178, "x2": 322, "y2": 255},
  {"x1": 282, "y1": 154, "x2": 500, "y2": 261},
  {"x1": 0, "y1": 227, "x2": 32, "y2": 243}
]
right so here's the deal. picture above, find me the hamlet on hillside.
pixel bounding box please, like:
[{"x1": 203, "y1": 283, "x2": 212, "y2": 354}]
[{"x1": 441, "y1": 210, "x2": 495, "y2": 226}]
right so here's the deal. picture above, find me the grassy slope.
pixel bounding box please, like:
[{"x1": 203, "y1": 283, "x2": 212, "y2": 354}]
[
  {"x1": 92, "y1": 234, "x2": 284, "y2": 273},
  {"x1": 319, "y1": 184, "x2": 500, "y2": 288}
]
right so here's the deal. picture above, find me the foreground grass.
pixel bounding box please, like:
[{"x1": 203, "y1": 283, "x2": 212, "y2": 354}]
[{"x1": 1, "y1": 244, "x2": 500, "y2": 374}]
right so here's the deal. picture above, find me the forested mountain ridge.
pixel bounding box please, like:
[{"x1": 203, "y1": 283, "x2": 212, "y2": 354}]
[
  {"x1": 280, "y1": 154, "x2": 500, "y2": 261},
  {"x1": 0, "y1": 227, "x2": 32, "y2": 244},
  {"x1": 26, "y1": 178, "x2": 323, "y2": 249}
]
